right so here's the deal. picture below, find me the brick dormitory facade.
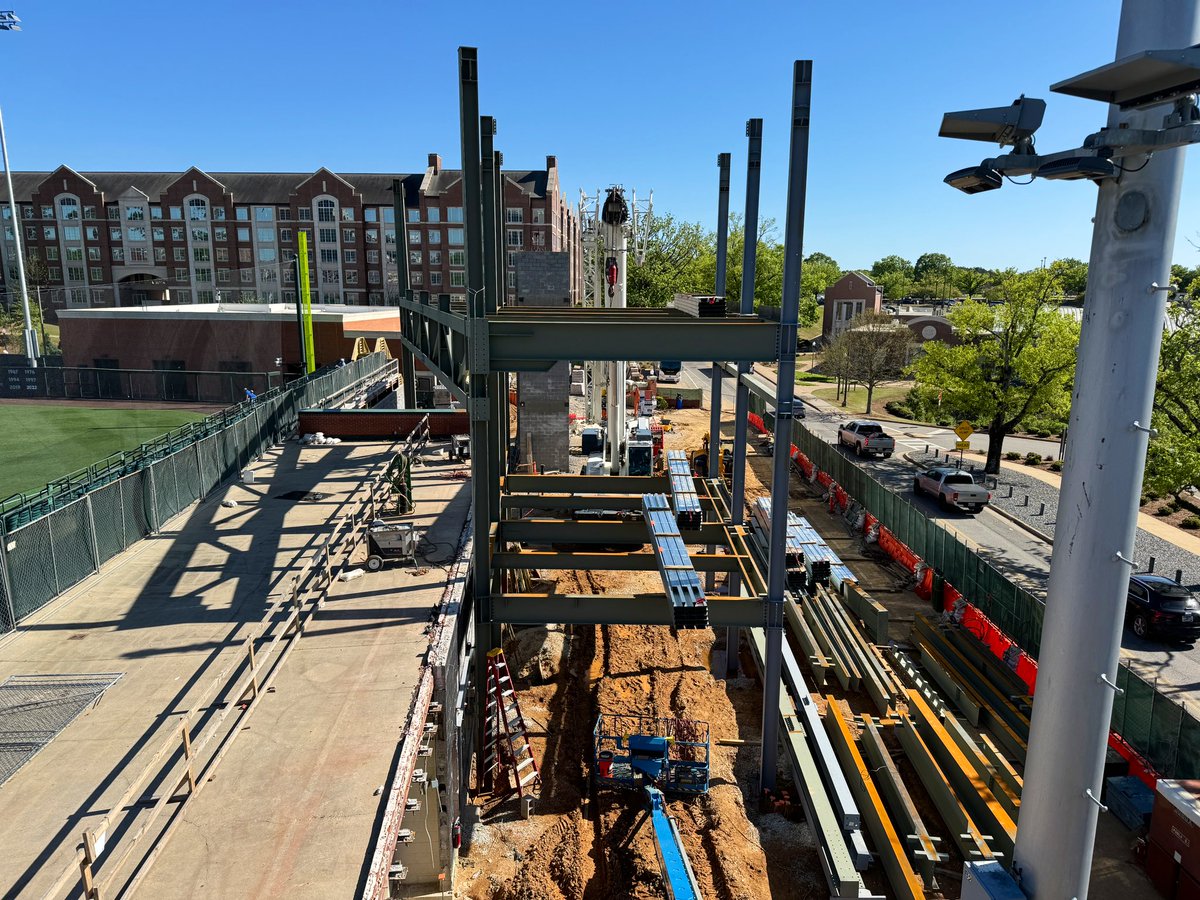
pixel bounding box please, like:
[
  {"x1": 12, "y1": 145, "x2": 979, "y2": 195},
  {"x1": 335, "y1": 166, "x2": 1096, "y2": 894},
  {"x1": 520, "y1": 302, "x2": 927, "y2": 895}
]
[{"x1": 0, "y1": 155, "x2": 581, "y2": 317}]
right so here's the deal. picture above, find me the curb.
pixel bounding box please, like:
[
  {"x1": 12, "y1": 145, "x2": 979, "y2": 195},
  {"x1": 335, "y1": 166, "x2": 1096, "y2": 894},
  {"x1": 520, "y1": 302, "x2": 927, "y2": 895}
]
[{"x1": 899, "y1": 451, "x2": 1055, "y2": 546}]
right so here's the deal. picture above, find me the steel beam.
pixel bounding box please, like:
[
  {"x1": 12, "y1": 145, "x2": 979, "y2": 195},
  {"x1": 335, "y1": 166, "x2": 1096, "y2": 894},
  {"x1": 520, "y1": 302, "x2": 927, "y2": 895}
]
[
  {"x1": 491, "y1": 593, "x2": 768, "y2": 627},
  {"x1": 503, "y1": 474, "x2": 670, "y2": 493},
  {"x1": 497, "y1": 519, "x2": 729, "y2": 546},
  {"x1": 487, "y1": 317, "x2": 779, "y2": 367},
  {"x1": 491, "y1": 550, "x2": 741, "y2": 572},
  {"x1": 397, "y1": 293, "x2": 467, "y2": 333}
]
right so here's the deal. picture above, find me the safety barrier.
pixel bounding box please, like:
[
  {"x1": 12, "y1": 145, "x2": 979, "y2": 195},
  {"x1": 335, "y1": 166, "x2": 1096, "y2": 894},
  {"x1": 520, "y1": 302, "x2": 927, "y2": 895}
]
[
  {"x1": 0, "y1": 354, "x2": 397, "y2": 635},
  {"x1": 746, "y1": 392, "x2": 1200, "y2": 780}
]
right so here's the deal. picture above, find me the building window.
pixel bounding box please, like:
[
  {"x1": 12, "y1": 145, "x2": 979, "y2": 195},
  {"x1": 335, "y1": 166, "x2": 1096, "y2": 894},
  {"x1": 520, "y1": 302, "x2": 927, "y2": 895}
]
[
  {"x1": 428, "y1": 207, "x2": 442, "y2": 224},
  {"x1": 344, "y1": 249, "x2": 357, "y2": 263},
  {"x1": 240, "y1": 269, "x2": 253, "y2": 284},
  {"x1": 321, "y1": 269, "x2": 340, "y2": 284},
  {"x1": 428, "y1": 229, "x2": 441, "y2": 245},
  {"x1": 298, "y1": 208, "x2": 312, "y2": 221},
  {"x1": 195, "y1": 267, "x2": 212, "y2": 282},
  {"x1": 321, "y1": 291, "x2": 340, "y2": 304},
  {"x1": 368, "y1": 270, "x2": 381, "y2": 284},
  {"x1": 257, "y1": 228, "x2": 275, "y2": 243},
  {"x1": 48, "y1": 266, "x2": 62, "y2": 280},
  {"x1": 430, "y1": 271, "x2": 442, "y2": 286},
  {"x1": 197, "y1": 290, "x2": 215, "y2": 303},
  {"x1": 450, "y1": 271, "x2": 465, "y2": 287},
  {"x1": 343, "y1": 228, "x2": 355, "y2": 242},
  {"x1": 411, "y1": 272, "x2": 423, "y2": 285},
  {"x1": 364, "y1": 208, "x2": 378, "y2": 223},
  {"x1": 385, "y1": 251, "x2": 397, "y2": 265},
  {"x1": 409, "y1": 251, "x2": 422, "y2": 266},
  {"x1": 174, "y1": 267, "x2": 189, "y2": 280},
  {"x1": 110, "y1": 248, "x2": 124, "y2": 262},
  {"x1": 447, "y1": 207, "x2": 463, "y2": 223},
  {"x1": 450, "y1": 250, "x2": 465, "y2": 267},
  {"x1": 317, "y1": 199, "x2": 336, "y2": 222},
  {"x1": 152, "y1": 226, "x2": 165, "y2": 241},
  {"x1": 508, "y1": 271, "x2": 516, "y2": 288},
  {"x1": 238, "y1": 248, "x2": 252, "y2": 263},
  {"x1": 59, "y1": 198, "x2": 79, "y2": 219},
  {"x1": 175, "y1": 289, "x2": 192, "y2": 303},
  {"x1": 532, "y1": 208, "x2": 545, "y2": 224},
  {"x1": 126, "y1": 206, "x2": 145, "y2": 221},
  {"x1": 316, "y1": 227, "x2": 334, "y2": 244},
  {"x1": 90, "y1": 266, "x2": 103, "y2": 281},
  {"x1": 407, "y1": 209, "x2": 420, "y2": 223},
  {"x1": 449, "y1": 228, "x2": 464, "y2": 246},
  {"x1": 193, "y1": 248, "x2": 211, "y2": 262},
  {"x1": 67, "y1": 265, "x2": 85, "y2": 281},
  {"x1": 216, "y1": 268, "x2": 230, "y2": 284},
  {"x1": 215, "y1": 226, "x2": 227, "y2": 242},
  {"x1": 64, "y1": 225, "x2": 81, "y2": 241},
  {"x1": 211, "y1": 207, "x2": 226, "y2": 221},
  {"x1": 128, "y1": 226, "x2": 148, "y2": 242},
  {"x1": 216, "y1": 247, "x2": 229, "y2": 262},
  {"x1": 532, "y1": 231, "x2": 545, "y2": 247},
  {"x1": 278, "y1": 208, "x2": 291, "y2": 221},
  {"x1": 428, "y1": 251, "x2": 441, "y2": 266},
  {"x1": 341, "y1": 207, "x2": 354, "y2": 221},
  {"x1": 45, "y1": 246, "x2": 59, "y2": 261},
  {"x1": 188, "y1": 198, "x2": 208, "y2": 220},
  {"x1": 170, "y1": 226, "x2": 184, "y2": 241},
  {"x1": 254, "y1": 206, "x2": 273, "y2": 222},
  {"x1": 366, "y1": 250, "x2": 379, "y2": 264},
  {"x1": 191, "y1": 227, "x2": 209, "y2": 242},
  {"x1": 236, "y1": 207, "x2": 250, "y2": 221},
  {"x1": 83, "y1": 205, "x2": 97, "y2": 219},
  {"x1": 345, "y1": 270, "x2": 358, "y2": 284},
  {"x1": 150, "y1": 205, "x2": 163, "y2": 220},
  {"x1": 106, "y1": 207, "x2": 119, "y2": 220},
  {"x1": 43, "y1": 226, "x2": 57, "y2": 240},
  {"x1": 383, "y1": 208, "x2": 395, "y2": 224},
  {"x1": 65, "y1": 247, "x2": 83, "y2": 261},
  {"x1": 365, "y1": 229, "x2": 378, "y2": 244},
  {"x1": 169, "y1": 206, "x2": 183, "y2": 219},
  {"x1": 280, "y1": 228, "x2": 292, "y2": 242},
  {"x1": 407, "y1": 229, "x2": 420, "y2": 245},
  {"x1": 258, "y1": 248, "x2": 277, "y2": 262},
  {"x1": 155, "y1": 247, "x2": 166, "y2": 262},
  {"x1": 235, "y1": 227, "x2": 249, "y2": 242},
  {"x1": 320, "y1": 248, "x2": 338, "y2": 264},
  {"x1": 506, "y1": 208, "x2": 523, "y2": 223},
  {"x1": 88, "y1": 246, "x2": 101, "y2": 261},
  {"x1": 507, "y1": 229, "x2": 523, "y2": 247},
  {"x1": 260, "y1": 267, "x2": 278, "y2": 282},
  {"x1": 130, "y1": 248, "x2": 148, "y2": 263},
  {"x1": 86, "y1": 226, "x2": 100, "y2": 240},
  {"x1": 174, "y1": 248, "x2": 186, "y2": 262}
]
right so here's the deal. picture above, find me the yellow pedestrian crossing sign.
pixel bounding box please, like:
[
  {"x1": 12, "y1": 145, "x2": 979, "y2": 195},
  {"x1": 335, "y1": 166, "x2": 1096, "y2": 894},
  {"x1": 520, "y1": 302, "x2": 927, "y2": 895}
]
[{"x1": 954, "y1": 420, "x2": 974, "y2": 441}]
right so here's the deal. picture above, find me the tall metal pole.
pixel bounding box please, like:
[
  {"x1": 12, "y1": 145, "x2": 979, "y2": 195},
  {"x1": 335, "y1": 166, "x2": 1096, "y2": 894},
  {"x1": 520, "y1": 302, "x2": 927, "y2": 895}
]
[
  {"x1": 480, "y1": 118, "x2": 503, "y2": 511},
  {"x1": 459, "y1": 46, "x2": 494, "y2": 791},
  {"x1": 730, "y1": 120, "x2": 763, "y2": 532},
  {"x1": 0, "y1": 104, "x2": 36, "y2": 365},
  {"x1": 392, "y1": 178, "x2": 417, "y2": 407},
  {"x1": 709, "y1": 152, "x2": 733, "y2": 670},
  {"x1": 1013, "y1": 2, "x2": 1199, "y2": 895},
  {"x1": 762, "y1": 64, "x2": 811, "y2": 793},
  {"x1": 291, "y1": 252, "x2": 306, "y2": 371}
]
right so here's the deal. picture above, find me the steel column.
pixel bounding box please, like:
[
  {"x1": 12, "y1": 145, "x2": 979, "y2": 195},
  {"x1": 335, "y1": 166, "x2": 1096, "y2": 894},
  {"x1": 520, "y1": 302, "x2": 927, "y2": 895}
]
[
  {"x1": 711, "y1": 150, "x2": 734, "y2": 667},
  {"x1": 762, "y1": 64, "x2": 811, "y2": 793},
  {"x1": 481, "y1": 117, "x2": 504, "y2": 504},
  {"x1": 392, "y1": 179, "x2": 417, "y2": 407},
  {"x1": 1013, "y1": 2, "x2": 1200, "y2": 895}
]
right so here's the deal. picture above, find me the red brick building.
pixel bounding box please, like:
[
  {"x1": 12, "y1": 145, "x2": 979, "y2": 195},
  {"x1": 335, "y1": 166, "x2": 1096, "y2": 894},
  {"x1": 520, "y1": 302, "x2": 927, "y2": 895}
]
[
  {"x1": 822, "y1": 271, "x2": 883, "y2": 338},
  {"x1": 1, "y1": 157, "x2": 580, "y2": 318}
]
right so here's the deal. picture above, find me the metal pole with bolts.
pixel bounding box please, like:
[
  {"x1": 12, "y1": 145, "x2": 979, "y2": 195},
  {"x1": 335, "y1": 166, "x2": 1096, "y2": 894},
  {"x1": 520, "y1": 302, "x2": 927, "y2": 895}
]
[
  {"x1": 1013, "y1": 2, "x2": 1200, "y2": 895},
  {"x1": 762, "y1": 63, "x2": 811, "y2": 792},
  {"x1": 709, "y1": 152, "x2": 733, "y2": 666}
]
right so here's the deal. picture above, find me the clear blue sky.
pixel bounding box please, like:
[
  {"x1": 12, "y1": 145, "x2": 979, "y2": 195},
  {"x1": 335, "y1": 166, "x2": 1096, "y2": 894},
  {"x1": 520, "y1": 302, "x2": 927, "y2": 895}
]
[{"x1": 5, "y1": 0, "x2": 1199, "y2": 272}]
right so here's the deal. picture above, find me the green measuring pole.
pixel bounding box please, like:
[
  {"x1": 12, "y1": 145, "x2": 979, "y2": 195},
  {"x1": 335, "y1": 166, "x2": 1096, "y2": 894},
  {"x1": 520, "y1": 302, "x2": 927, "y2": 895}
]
[{"x1": 297, "y1": 230, "x2": 316, "y2": 373}]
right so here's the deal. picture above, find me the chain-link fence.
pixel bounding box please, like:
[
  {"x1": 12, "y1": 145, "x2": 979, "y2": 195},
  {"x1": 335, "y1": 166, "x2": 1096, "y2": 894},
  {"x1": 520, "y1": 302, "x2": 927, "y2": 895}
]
[
  {"x1": 749, "y1": 394, "x2": 1200, "y2": 777},
  {"x1": 0, "y1": 354, "x2": 396, "y2": 635}
]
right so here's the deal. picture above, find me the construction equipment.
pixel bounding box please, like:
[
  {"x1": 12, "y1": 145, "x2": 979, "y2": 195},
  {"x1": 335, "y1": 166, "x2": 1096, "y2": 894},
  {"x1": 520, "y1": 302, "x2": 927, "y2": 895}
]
[
  {"x1": 687, "y1": 433, "x2": 731, "y2": 484},
  {"x1": 365, "y1": 521, "x2": 417, "y2": 571},
  {"x1": 484, "y1": 649, "x2": 541, "y2": 799}
]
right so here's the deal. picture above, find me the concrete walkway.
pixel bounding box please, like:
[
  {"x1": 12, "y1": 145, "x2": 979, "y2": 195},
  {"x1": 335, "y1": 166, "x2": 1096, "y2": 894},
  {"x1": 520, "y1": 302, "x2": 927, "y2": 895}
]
[{"x1": 0, "y1": 441, "x2": 402, "y2": 898}]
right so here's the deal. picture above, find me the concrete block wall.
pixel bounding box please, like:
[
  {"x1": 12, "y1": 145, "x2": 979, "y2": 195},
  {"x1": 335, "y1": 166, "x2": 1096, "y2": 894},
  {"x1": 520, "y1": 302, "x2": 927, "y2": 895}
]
[
  {"x1": 298, "y1": 409, "x2": 467, "y2": 439},
  {"x1": 515, "y1": 253, "x2": 572, "y2": 473}
]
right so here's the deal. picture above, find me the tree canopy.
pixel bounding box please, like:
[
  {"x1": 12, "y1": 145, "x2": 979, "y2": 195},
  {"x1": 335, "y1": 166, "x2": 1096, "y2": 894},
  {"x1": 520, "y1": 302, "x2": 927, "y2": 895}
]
[
  {"x1": 831, "y1": 310, "x2": 913, "y2": 414},
  {"x1": 1146, "y1": 301, "x2": 1200, "y2": 496}
]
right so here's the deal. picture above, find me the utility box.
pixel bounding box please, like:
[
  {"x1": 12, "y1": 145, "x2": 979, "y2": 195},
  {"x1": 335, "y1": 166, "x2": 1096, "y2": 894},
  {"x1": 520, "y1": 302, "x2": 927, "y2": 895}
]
[
  {"x1": 1153, "y1": 780, "x2": 1200, "y2": 888},
  {"x1": 960, "y1": 861, "x2": 1024, "y2": 900}
]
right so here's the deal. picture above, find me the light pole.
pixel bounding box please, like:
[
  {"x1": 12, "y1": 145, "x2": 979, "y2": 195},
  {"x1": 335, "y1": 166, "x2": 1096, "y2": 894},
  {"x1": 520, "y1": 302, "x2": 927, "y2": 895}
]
[
  {"x1": 0, "y1": 10, "x2": 36, "y2": 366},
  {"x1": 283, "y1": 250, "x2": 307, "y2": 373},
  {"x1": 940, "y1": 2, "x2": 1200, "y2": 894}
]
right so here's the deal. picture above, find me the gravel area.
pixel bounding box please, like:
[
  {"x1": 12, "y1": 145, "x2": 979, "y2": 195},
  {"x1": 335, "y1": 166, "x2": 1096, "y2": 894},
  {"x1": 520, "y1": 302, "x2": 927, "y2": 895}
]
[{"x1": 912, "y1": 451, "x2": 1200, "y2": 590}]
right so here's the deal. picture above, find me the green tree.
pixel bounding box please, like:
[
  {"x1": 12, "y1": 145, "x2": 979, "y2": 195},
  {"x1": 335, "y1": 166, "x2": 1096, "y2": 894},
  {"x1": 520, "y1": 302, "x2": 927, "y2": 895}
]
[
  {"x1": 913, "y1": 252, "x2": 955, "y2": 282},
  {"x1": 840, "y1": 310, "x2": 914, "y2": 414},
  {"x1": 909, "y1": 269, "x2": 1080, "y2": 474},
  {"x1": 802, "y1": 251, "x2": 841, "y2": 305},
  {"x1": 1049, "y1": 258, "x2": 1088, "y2": 302},
  {"x1": 1146, "y1": 301, "x2": 1200, "y2": 495},
  {"x1": 626, "y1": 213, "x2": 712, "y2": 308},
  {"x1": 875, "y1": 271, "x2": 914, "y2": 300},
  {"x1": 955, "y1": 267, "x2": 994, "y2": 298},
  {"x1": 870, "y1": 255, "x2": 914, "y2": 281}
]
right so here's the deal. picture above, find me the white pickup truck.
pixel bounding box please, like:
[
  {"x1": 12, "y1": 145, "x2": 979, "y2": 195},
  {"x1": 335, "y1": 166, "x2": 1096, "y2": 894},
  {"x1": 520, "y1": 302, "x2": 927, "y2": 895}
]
[
  {"x1": 837, "y1": 421, "x2": 895, "y2": 458},
  {"x1": 913, "y1": 467, "x2": 992, "y2": 513}
]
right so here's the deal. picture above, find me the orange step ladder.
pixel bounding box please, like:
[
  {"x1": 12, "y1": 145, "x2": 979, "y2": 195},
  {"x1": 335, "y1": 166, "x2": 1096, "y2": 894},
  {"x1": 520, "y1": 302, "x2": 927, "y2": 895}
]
[{"x1": 484, "y1": 648, "x2": 541, "y2": 798}]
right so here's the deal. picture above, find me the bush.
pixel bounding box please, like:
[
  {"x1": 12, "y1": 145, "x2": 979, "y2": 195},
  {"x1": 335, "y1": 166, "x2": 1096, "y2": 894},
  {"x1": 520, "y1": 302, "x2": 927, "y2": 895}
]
[
  {"x1": 1157, "y1": 501, "x2": 1180, "y2": 516},
  {"x1": 1049, "y1": 460, "x2": 1063, "y2": 472},
  {"x1": 885, "y1": 400, "x2": 914, "y2": 419},
  {"x1": 1005, "y1": 451, "x2": 1022, "y2": 461},
  {"x1": 1182, "y1": 516, "x2": 1200, "y2": 530},
  {"x1": 1141, "y1": 494, "x2": 1150, "y2": 506},
  {"x1": 1144, "y1": 490, "x2": 1162, "y2": 502},
  {"x1": 1033, "y1": 429, "x2": 1052, "y2": 438},
  {"x1": 1024, "y1": 453, "x2": 1043, "y2": 465}
]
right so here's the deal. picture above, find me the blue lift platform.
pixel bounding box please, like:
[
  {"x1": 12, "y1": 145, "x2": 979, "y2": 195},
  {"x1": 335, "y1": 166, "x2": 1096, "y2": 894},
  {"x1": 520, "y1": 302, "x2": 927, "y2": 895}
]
[{"x1": 594, "y1": 714, "x2": 708, "y2": 899}]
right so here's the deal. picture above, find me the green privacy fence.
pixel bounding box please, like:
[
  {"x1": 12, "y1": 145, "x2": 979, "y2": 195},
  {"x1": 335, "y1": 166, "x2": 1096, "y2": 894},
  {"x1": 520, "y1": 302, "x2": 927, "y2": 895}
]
[
  {"x1": 0, "y1": 354, "x2": 396, "y2": 634},
  {"x1": 750, "y1": 393, "x2": 1200, "y2": 778}
]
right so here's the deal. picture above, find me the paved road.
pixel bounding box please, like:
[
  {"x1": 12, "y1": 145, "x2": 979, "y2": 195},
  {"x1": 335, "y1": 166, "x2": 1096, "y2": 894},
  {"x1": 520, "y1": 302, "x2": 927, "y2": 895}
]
[{"x1": 683, "y1": 362, "x2": 1200, "y2": 705}]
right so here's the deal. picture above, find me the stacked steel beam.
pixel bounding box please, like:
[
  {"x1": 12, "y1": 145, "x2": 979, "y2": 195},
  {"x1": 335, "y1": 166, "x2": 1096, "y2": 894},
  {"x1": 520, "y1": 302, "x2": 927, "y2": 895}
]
[
  {"x1": 665, "y1": 450, "x2": 702, "y2": 529},
  {"x1": 643, "y1": 493, "x2": 708, "y2": 629}
]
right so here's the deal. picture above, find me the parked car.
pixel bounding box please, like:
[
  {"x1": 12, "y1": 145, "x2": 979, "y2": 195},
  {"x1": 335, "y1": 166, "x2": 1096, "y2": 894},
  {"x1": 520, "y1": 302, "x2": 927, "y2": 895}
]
[
  {"x1": 913, "y1": 467, "x2": 992, "y2": 513},
  {"x1": 837, "y1": 421, "x2": 895, "y2": 458},
  {"x1": 1126, "y1": 575, "x2": 1200, "y2": 641}
]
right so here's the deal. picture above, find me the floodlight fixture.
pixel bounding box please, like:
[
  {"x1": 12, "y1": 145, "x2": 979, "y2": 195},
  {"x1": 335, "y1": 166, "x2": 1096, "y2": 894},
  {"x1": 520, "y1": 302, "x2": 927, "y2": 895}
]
[
  {"x1": 1053, "y1": 45, "x2": 1200, "y2": 109},
  {"x1": 944, "y1": 164, "x2": 1003, "y2": 194},
  {"x1": 939, "y1": 95, "x2": 1046, "y2": 147},
  {"x1": 0, "y1": 11, "x2": 19, "y2": 30},
  {"x1": 1035, "y1": 156, "x2": 1118, "y2": 181}
]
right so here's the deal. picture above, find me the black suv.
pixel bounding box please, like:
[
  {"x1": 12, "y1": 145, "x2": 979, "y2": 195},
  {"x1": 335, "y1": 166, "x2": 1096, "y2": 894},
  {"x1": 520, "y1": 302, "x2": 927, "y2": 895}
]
[{"x1": 1126, "y1": 575, "x2": 1200, "y2": 641}]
